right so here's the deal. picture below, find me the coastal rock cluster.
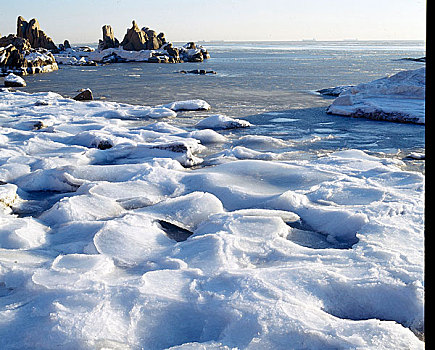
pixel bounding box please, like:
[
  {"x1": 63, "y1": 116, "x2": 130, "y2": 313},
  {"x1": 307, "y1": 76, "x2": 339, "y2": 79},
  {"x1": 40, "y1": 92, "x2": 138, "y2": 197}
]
[
  {"x1": 58, "y1": 21, "x2": 210, "y2": 64},
  {"x1": 0, "y1": 16, "x2": 58, "y2": 75},
  {"x1": 1, "y1": 16, "x2": 211, "y2": 76}
]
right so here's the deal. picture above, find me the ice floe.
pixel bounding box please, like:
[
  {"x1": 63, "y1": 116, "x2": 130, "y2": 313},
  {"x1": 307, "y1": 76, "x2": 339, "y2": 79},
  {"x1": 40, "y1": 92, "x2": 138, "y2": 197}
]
[{"x1": 0, "y1": 89, "x2": 425, "y2": 349}]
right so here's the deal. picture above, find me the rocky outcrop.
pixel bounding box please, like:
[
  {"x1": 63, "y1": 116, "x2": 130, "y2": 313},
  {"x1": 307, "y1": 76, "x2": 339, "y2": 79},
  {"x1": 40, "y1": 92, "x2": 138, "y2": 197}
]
[
  {"x1": 120, "y1": 21, "x2": 148, "y2": 51},
  {"x1": 98, "y1": 25, "x2": 119, "y2": 50},
  {"x1": 0, "y1": 34, "x2": 31, "y2": 51},
  {"x1": 119, "y1": 21, "x2": 169, "y2": 51},
  {"x1": 73, "y1": 88, "x2": 93, "y2": 101},
  {"x1": 17, "y1": 16, "x2": 58, "y2": 52},
  {"x1": 179, "y1": 42, "x2": 210, "y2": 62},
  {"x1": 0, "y1": 34, "x2": 58, "y2": 75}
]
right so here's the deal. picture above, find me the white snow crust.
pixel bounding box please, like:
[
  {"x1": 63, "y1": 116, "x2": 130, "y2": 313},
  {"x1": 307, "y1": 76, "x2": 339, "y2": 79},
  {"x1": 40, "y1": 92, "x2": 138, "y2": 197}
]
[
  {"x1": 327, "y1": 67, "x2": 425, "y2": 124},
  {"x1": 0, "y1": 89, "x2": 425, "y2": 349}
]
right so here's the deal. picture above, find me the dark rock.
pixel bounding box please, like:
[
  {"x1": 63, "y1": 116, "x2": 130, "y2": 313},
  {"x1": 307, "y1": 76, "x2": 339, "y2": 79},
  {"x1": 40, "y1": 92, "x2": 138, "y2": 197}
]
[
  {"x1": 119, "y1": 21, "x2": 173, "y2": 52},
  {"x1": 189, "y1": 51, "x2": 204, "y2": 62},
  {"x1": 179, "y1": 43, "x2": 211, "y2": 62},
  {"x1": 63, "y1": 40, "x2": 71, "y2": 49},
  {"x1": 34, "y1": 100, "x2": 50, "y2": 106},
  {"x1": 398, "y1": 57, "x2": 426, "y2": 62},
  {"x1": 16, "y1": 16, "x2": 58, "y2": 52},
  {"x1": 120, "y1": 20, "x2": 148, "y2": 51},
  {"x1": 0, "y1": 34, "x2": 32, "y2": 51},
  {"x1": 157, "y1": 32, "x2": 166, "y2": 45},
  {"x1": 179, "y1": 69, "x2": 217, "y2": 75},
  {"x1": 97, "y1": 140, "x2": 113, "y2": 150},
  {"x1": 33, "y1": 121, "x2": 45, "y2": 130},
  {"x1": 98, "y1": 25, "x2": 119, "y2": 50},
  {"x1": 185, "y1": 42, "x2": 196, "y2": 49},
  {"x1": 162, "y1": 43, "x2": 180, "y2": 62},
  {"x1": 142, "y1": 28, "x2": 160, "y2": 50},
  {"x1": 73, "y1": 89, "x2": 93, "y2": 101},
  {"x1": 317, "y1": 86, "x2": 353, "y2": 97},
  {"x1": 101, "y1": 52, "x2": 127, "y2": 63}
]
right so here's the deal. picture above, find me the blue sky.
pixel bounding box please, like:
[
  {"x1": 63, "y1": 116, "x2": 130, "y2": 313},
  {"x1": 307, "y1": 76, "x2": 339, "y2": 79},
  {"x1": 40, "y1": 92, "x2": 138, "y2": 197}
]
[{"x1": 0, "y1": 0, "x2": 426, "y2": 44}]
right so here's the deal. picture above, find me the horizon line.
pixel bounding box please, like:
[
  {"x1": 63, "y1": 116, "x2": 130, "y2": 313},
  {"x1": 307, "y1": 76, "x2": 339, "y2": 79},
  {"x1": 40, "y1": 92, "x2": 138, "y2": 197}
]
[{"x1": 67, "y1": 38, "x2": 426, "y2": 45}]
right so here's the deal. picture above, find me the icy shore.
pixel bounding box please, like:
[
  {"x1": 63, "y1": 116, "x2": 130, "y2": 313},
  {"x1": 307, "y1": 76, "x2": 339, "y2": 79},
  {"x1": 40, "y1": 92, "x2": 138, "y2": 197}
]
[
  {"x1": 0, "y1": 89, "x2": 425, "y2": 349},
  {"x1": 325, "y1": 67, "x2": 425, "y2": 124}
]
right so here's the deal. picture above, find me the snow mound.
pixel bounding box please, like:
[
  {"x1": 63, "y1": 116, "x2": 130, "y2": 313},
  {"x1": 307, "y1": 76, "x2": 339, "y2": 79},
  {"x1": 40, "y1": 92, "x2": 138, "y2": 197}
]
[
  {"x1": 196, "y1": 114, "x2": 252, "y2": 130},
  {"x1": 160, "y1": 99, "x2": 211, "y2": 111}
]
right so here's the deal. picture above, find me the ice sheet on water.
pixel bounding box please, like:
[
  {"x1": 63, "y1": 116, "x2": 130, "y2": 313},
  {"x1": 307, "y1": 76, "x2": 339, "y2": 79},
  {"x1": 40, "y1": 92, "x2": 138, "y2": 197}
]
[{"x1": 0, "y1": 89, "x2": 424, "y2": 349}]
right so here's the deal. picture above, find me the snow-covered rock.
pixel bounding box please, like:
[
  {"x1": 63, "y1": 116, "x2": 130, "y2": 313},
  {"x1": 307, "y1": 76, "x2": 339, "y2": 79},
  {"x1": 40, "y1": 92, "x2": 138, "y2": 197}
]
[
  {"x1": 4, "y1": 73, "x2": 26, "y2": 87},
  {"x1": 326, "y1": 67, "x2": 425, "y2": 124}
]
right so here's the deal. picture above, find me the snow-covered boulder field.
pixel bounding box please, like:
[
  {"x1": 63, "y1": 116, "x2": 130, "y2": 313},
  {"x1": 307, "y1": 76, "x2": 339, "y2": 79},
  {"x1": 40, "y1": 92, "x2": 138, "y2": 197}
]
[
  {"x1": 326, "y1": 67, "x2": 425, "y2": 124},
  {"x1": 0, "y1": 89, "x2": 425, "y2": 349}
]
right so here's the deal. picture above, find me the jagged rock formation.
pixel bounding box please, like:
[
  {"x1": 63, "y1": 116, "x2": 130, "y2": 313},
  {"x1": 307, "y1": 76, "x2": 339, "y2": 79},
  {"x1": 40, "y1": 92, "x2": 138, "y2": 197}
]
[
  {"x1": 0, "y1": 33, "x2": 58, "y2": 75},
  {"x1": 98, "y1": 25, "x2": 119, "y2": 50},
  {"x1": 117, "y1": 21, "x2": 168, "y2": 51},
  {"x1": 120, "y1": 21, "x2": 148, "y2": 51},
  {"x1": 17, "y1": 16, "x2": 58, "y2": 52}
]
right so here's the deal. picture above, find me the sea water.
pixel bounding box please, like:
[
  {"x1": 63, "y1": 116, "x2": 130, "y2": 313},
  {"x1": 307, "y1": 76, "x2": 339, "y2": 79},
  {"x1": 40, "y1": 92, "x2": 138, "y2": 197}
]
[{"x1": 18, "y1": 40, "x2": 425, "y2": 166}]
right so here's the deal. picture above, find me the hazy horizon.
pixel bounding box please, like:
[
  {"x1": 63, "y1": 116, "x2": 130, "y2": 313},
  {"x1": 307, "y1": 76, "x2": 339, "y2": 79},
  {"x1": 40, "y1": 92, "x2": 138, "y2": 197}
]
[{"x1": 0, "y1": 0, "x2": 426, "y2": 44}]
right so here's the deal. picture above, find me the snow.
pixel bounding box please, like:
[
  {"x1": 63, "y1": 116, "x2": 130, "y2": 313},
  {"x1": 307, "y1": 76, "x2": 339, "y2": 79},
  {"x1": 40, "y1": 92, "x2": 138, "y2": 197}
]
[
  {"x1": 326, "y1": 67, "x2": 425, "y2": 124},
  {"x1": 159, "y1": 99, "x2": 211, "y2": 111},
  {"x1": 0, "y1": 89, "x2": 425, "y2": 349},
  {"x1": 195, "y1": 114, "x2": 252, "y2": 130}
]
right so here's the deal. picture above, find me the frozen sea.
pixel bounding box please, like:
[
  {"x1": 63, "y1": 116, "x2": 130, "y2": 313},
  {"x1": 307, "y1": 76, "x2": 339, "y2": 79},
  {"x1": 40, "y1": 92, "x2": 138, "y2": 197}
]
[
  {"x1": 0, "y1": 40, "x2": 426, "y2": 349},
  {"x1": 18, "y1": 40, "x2": 425, "y2": 166}
]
